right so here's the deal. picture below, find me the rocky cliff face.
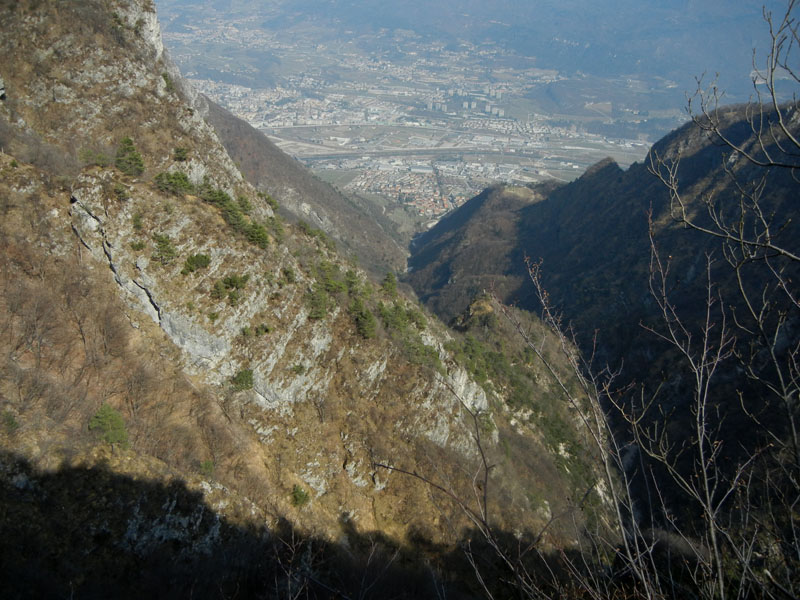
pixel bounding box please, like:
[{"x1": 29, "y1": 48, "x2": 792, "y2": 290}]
[
  {"x1": 0, "y1": 2, "x2": 600, "y2": 590},
  {"x1": 0, "y1": 0, "x2": 612, "y2": 593}
]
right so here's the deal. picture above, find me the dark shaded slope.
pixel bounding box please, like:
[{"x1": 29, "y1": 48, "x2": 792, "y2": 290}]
[
  {"x1": 407, "y1": 108, "x2": 800, "y2": 550},
  {"x1": 510, "y1": 157, "x2": 663, "y2": 365},
  {"x1": 204, "y1": 100, "x2": 407, "y2": 277},
  {"x1": 0, "y1": 451, "x2": 480, "y2": 600},
  {"x1": 407, "y1": 183, "x2": 556, "y2": 322},
  {"x1": 408, "y1": 110, "x2": 800, "y2": 372},
  {"x1": 512, "y1": 115, "x2": 799, "y2": 368},
  {"x1": 406, "y1": 156, "x2": 658, "y2": 362}
]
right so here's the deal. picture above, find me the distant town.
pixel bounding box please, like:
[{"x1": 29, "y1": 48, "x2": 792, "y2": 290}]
[{"x1": 160, "y1": 10, "x2": 676, "y2": 227}]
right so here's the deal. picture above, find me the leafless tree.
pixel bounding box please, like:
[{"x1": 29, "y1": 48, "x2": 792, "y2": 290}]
[
  {"x1": 499, "y1": 265, "x2": 670, "y2": 600},
  {"x1": 572, "y1": 2, "x2": 799, "y2": 597},
  {"x1": 387, "y1": 4, "x2": 800, "y2": 598},
  {"x1": 644, "y1": 5, "x2": 799, "y2": 596},
  {"x1": 378, "y1": 365, "x2": 621, "y2": 600},
  {"x1": 648, "y1": 0, "x2": 800, "y2": 468}
]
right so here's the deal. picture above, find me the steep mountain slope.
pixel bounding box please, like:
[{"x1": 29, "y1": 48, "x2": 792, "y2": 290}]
[
  {"x1": 409, "y1": 103, "x2": 800, "y2": 526},
  {"x1": 407, "y1": 102, "x2": 800, "y2": 596},
  {"x1": 409, "y1": 110, "x2": 800, "y2": 370},
  {"x1": 202, "y1": 98, "x2": 408, "y2": 277},
  {"x1": 408, "y1": 182, "x2": 556, "y2": 323},
  {"x1": 0, "y1": 1, "x2": 603, "y2": 596}
]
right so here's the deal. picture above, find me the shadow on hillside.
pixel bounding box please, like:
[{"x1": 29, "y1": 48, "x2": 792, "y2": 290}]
[{"x1": 0, "y1": 450, "x2": 548, "y2": 600}]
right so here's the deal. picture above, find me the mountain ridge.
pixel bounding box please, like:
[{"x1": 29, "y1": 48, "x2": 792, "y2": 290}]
[
  {"x1": 202, "y1": 97, "x2": 408, "y2": 276},
  {"x1": 408, "y1": 109, "x2": 799, "y2": 366}
]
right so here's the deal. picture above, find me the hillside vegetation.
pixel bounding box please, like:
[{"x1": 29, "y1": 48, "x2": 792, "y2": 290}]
[
  {"x1": 0, "y1": 1, "x2": 607, "y2": 597},
  {"x1": 203, "y1": 99, "x2": 409, "y2": 277},
  {"x1": 408, "y1": 66, "x2": 800, "y2": 600}
]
